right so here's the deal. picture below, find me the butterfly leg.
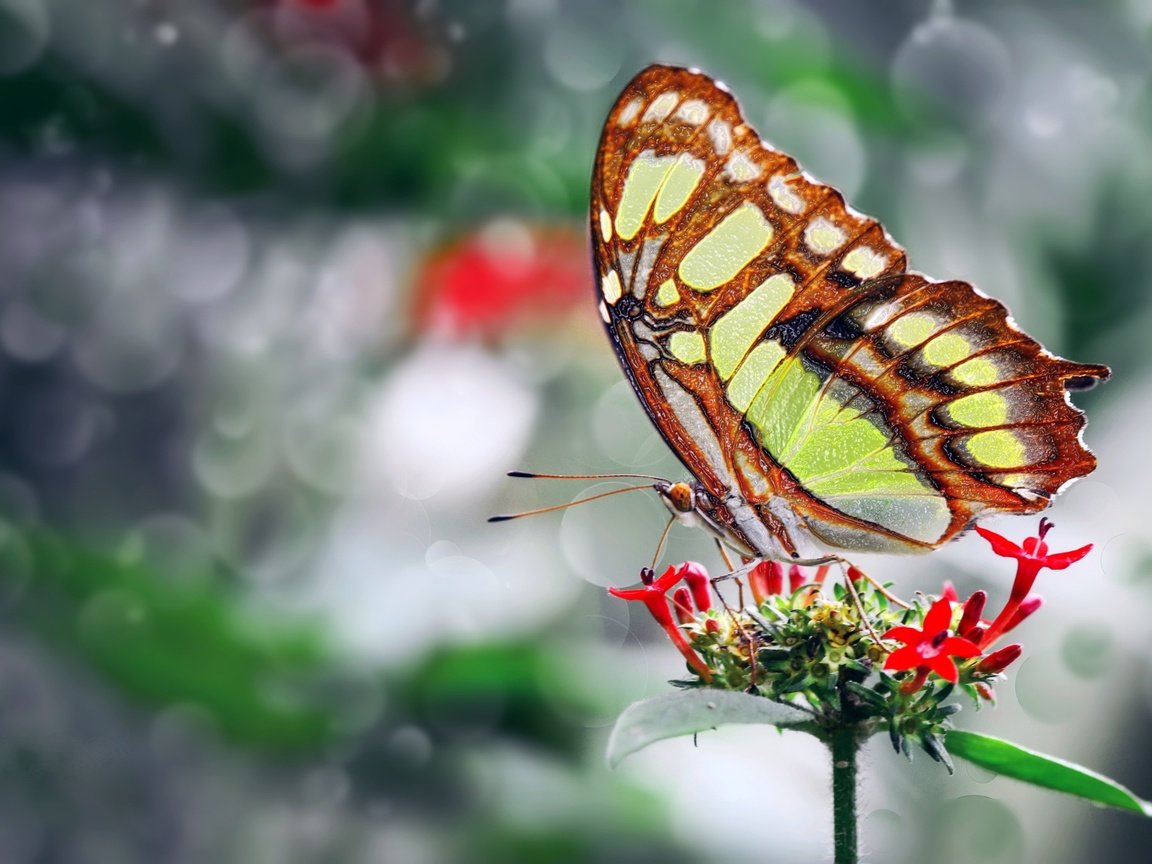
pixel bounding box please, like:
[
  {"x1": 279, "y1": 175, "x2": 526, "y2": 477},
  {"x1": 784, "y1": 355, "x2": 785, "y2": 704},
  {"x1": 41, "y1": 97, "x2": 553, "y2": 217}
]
[
  {"x1": 710, "y1": 539, "x2": 761, "y2": 694},
  {"x1": 837, "y1": 563, "x2": 885, "y2": 644},
  {"x1": 714, "y1": 538, "x2": 737, "y2": 572},
  {"x1": 838, "y1": 559, "x2": 911, "y2": 610}
]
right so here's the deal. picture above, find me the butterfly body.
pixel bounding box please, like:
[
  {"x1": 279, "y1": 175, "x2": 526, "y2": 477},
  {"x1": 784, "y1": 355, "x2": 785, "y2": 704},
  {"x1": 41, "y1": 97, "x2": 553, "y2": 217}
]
[{"x1": 591, "y1": 65, "x2": 1108, "y2": 561}]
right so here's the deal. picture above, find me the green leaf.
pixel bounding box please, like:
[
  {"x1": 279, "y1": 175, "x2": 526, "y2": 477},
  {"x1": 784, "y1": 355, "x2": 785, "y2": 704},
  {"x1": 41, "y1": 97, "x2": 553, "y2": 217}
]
[
  {"x1": 606, "y1": 690, "x2": 812, "y2": 768},
  {"x1": 8, "y1": 528, "x2": 338, "y2": 752},
  {"x1": 947, "y1": 730, "x2": 1152, "y2": 816}
]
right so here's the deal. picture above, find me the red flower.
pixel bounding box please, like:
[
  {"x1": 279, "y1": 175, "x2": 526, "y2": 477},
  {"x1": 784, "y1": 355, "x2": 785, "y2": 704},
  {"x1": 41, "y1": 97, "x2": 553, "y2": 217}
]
[
  {"x1": 412, "y1": 223, "x2": 589, "y2": 339},
  {"x1": 609, "y1": 565, "x2": 712, "y2": 681},
  {"x1": 957, "y1": 590, "x2": 987, "y2": 641},
  {"x1": 749, "y1": 561, "x2": 784, "y2": 604},
  {"x1": 976, "y1": 518, "x2": 1093, "y2": 586},
  {"x1": 671, "y1": 587, "x2": 694, "y2": 626},
  {"x1": 677, "y1": 561, "x2": 713, "y2": 613},
  {"x1": 976, "y1": 518, "x2": 1092, "y2": 646},
  {"x1": 978, "y1": 643, "x2": 1023, "y2": 675},
  {"x1": 883, "y1": 599, "x2": 981, "y2": 686}
]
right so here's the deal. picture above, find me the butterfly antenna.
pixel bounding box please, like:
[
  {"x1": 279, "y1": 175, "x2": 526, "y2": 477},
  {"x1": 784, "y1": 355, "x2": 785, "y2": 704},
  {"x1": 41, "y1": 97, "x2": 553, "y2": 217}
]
[
  {"x1": 507, "y1": 470, "x2": 668, "y2": 482},
  {"x1": 488, "y1": 482, "x2": 655, "y2": 523}
]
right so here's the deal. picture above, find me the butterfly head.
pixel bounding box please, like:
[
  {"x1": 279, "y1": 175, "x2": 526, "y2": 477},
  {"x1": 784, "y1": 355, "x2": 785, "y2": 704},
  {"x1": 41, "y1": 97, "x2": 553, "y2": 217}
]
[
  {"x1": 655, "y1": 479, "x2": 725, "y2": 534},
  {"x1": 655, "y1": 480, "x2": 697, "y2": 516}
]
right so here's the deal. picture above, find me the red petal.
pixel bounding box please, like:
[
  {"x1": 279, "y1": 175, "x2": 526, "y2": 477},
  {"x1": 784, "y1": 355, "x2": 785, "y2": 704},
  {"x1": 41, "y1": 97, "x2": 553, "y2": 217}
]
[
  {"x1": 941, "y1": 636, "x2": 982, "y2": 659},
  {"x1": 923, "y1": 598, "x2": 953, "y2": 635},
  {"x1": 678, "y1": 561, "x2": 713, "y2": 611},
  {"x1": 748, "y1": 561, "x2": 772, "y2": 604},
  {"x1": 608, "y1": 586, "x2": 648, "y2": 600},
  {"x1": 978, "y1": 644, "x2": 1023, "y2": 674},
  {"x1": 1040, "y1": 543, "x2": 1093, "y2": 571},
  {"x1": 974, "y1": 525, "x2": 1025, "y2": 559},
  {"x1": 652, "y1": 564, "x2": 682, "y2": 591},
  {"x1": 958, "y1": 591, "x2": 987, "y2": 637},
  {"x1": 671, "y1": 587, "x2": 694, "y2": 625},
  {"x1": 882, "y1": 626, "x2": 924, "y2": 646},
  {"x1": 928, "y1": 655, "x2": 960, "y2": 683},
  {"x1": 676, "y1": 560, "x2": 710, "y2": 581},
  {"x1": 884, "y1": 644, "x2": 926, "y2": 672},
  {"x1": 765, "y1": 561, "x2": 785, "y2": 595}
]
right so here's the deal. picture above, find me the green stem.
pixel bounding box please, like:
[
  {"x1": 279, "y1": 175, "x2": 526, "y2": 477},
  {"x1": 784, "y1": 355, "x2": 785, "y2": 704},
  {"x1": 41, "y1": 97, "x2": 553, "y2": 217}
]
[{"x1": 831, "y1": 726, "x2": 859, "y2": 864}]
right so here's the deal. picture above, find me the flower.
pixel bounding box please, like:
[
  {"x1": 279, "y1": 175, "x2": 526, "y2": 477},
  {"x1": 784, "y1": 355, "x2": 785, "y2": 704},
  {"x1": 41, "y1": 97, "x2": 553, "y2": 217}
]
[
  {"x1": 677, "y1": 561, "x2": 713, "y2": 613},
  {"x1": 976, "y1": 518, "x2": 1093, "y2": 589},
  {"x1": 609, "y1": 564, "x2": 712, "y2": 681},
  {"x1": 671, "y1": 587, "x2": 694, "y2": 626},
  {"x1": 412, "y1": 223, "x2": 588, "y2": 339},
  {"x1": 977, "y1": 644, "x2": 1023, "y2": 675},
  {"x1": 957, "y1": 590, "x2": 987, "y2": 641},
  {"x1": 883, "y1": 599, "x2": 981, "y2": 686},
  {"x1": 749, "y1": 560, "x2": 784, "y2": 604},
  {"x1": 976, "y1": 518, "x2": 1092, "y2": 645}
]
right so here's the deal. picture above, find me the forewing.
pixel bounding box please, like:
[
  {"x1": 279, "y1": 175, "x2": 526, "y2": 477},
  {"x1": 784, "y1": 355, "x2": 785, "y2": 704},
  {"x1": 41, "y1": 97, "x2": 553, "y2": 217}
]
[{"x1": 591, "y1": 65, "x2": 1108, "y2": 555}]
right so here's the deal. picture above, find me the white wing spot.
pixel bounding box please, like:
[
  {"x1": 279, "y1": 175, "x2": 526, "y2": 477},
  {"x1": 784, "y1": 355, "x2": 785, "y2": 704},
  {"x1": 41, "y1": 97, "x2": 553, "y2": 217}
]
[
  {"x1": 804, "y1": 217, "x2": 847, "y2": 254},
  {"x1": 617, "y1": 98, "x2": 643, "y2": 127},
  {"x1": 674, "y1": 99, "x2": 709, "y2": 125},
  {"x1": 708, "y1": 119, "x2": 732, "y2": 155},
  {"x1": 768, "y1": 175, "x2": 804, "y2": 214},
  {"x1": 643, "y1": 91, "x2": 680, "y2": 123},
  {"x1": 599, "y1": 208, "x2": 612, "y2": 242},
  {"x1": 602, "y1": 270, "x2": 623, "y2": 304},
  {"x1": 840, "y1": 246, "x2": 887, "y2": 280},
  {"x1": 724, "y1": 150, "x2": 761, "y2": 183}
]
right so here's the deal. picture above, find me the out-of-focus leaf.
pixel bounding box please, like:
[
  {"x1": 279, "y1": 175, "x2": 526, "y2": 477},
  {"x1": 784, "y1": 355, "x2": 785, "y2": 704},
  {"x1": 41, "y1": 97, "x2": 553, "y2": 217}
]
[
  {"x1": 399, "y1": 641, "x2": 610, "y2": 760},
  {"x1": 606, "y1": 690, "x2": 812, "y2": 768},
  {"x1": 947, "y1": 730, "x2": 1152, "y2": 816},
  {"x1": 6, "y1": 528, "x2": 338, "y2": 752}
]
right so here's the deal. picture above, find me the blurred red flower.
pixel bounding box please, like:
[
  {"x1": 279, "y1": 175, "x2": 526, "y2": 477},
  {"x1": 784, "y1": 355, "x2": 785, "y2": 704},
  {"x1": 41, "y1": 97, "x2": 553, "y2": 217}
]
[{"x1": 412, "y1": 222, "x2": 589, "y2": 339}]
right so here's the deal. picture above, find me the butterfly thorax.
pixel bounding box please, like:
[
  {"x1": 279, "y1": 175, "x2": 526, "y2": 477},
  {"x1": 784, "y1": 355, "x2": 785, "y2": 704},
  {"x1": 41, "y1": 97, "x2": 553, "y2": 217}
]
[{"x1": 655, "y1": 478, "x2": 804, "y2": 561}]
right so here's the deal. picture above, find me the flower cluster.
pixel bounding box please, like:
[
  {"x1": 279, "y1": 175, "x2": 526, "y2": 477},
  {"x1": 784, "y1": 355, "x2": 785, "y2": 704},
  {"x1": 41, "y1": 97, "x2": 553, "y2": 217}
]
[{"x1": 607, "y1": 520, "x2": 1093, "y2": 766}]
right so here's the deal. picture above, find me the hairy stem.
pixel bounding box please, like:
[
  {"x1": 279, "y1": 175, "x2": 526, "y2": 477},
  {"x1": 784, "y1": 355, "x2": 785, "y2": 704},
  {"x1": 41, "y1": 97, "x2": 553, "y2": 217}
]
[{"x1": 831, "y1": 726, "x2": 859, "y2": 864}]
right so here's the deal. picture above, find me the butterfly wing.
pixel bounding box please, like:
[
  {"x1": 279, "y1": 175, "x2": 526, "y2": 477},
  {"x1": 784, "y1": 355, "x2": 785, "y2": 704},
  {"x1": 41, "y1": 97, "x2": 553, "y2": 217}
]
[{"x1": 590, "y1": 65, "x2": 1108, "y2": 558}]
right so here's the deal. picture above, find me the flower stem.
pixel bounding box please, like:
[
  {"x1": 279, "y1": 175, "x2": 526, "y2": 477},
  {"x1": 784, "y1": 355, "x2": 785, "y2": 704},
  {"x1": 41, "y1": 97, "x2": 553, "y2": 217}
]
[{"x1": 831, "y1": 726, "x2": 859, "y2": 864}]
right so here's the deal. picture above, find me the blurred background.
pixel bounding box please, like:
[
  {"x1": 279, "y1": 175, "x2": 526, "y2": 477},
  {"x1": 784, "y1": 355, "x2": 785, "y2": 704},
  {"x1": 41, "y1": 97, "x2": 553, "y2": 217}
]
[{"x1": 0, "y1": 0, "x2": 1150, "y2": 861}]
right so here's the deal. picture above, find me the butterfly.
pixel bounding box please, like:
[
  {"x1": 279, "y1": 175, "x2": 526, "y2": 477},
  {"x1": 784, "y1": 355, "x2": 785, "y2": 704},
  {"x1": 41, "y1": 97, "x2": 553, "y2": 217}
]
[{"x1": 589, "y1": 64, "x2": 1109, "y2": 562}]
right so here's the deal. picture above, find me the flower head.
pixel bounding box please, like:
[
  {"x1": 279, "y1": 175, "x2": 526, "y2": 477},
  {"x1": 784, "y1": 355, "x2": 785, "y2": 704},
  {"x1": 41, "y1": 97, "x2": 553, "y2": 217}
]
[
  {"x1": 609, "y1": 564, "x2": 712, "y2": 681},
  {"x1": 412, "y1": 224, "x2": 588, "y2": 339},
  {"x1": 975, "y1": 518, "x2": 1092, "y2": 592},
  {"x1": 976, "y1": 518, "x2": 1092, "y2": 646},
  {"x1": 883, "y1": 599, "x2": 981, "y2": 686}
]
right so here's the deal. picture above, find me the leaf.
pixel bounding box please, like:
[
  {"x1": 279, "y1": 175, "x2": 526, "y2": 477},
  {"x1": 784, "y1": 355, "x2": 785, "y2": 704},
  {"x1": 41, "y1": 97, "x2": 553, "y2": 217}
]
[
  {"x1": 9, "y1": 529, "x2": 337, "y2": 752},
  {"x1": 947, "y1": 730, "x2": 1152, "y2": 816},
  {"x1": 606, "y1": 690, "x2": 812, "y2": 768}
]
